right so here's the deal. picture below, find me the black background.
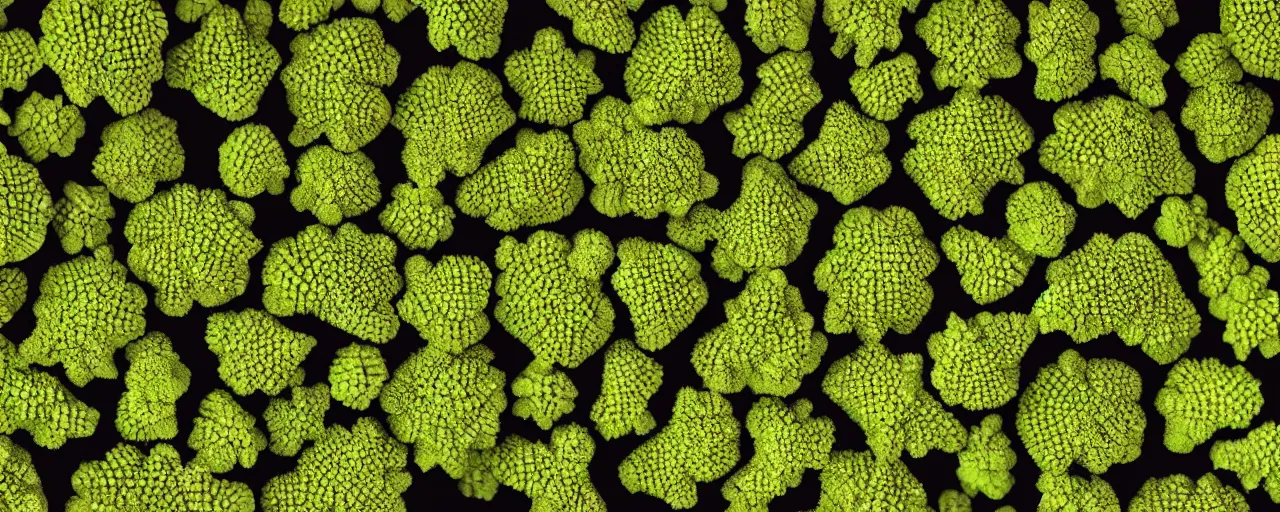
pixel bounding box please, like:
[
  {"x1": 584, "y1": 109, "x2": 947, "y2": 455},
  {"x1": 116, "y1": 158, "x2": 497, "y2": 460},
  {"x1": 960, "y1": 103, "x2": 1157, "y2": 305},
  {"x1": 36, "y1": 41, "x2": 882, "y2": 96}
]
[{"x1": 2, "y1": 0, "x2": 1278, "y2": 510}]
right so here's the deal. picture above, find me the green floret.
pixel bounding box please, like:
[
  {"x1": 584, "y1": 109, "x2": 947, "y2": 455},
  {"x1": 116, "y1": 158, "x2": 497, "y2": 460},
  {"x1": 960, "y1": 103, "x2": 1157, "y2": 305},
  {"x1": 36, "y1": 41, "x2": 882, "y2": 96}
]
[
  {"x1": 1015, "y1": 349, "x2": 1145, "y2": 475},
  {"x1": 0, "y1": 267, "x2": 23, "y2": 326},
  {"x1": 494, "y1": 229, "x2": 614, "y2": 368},
  {"x1": 1130, "y1": 473, "x2": 1249, "y2": 512},
  {"x1": 379, "y1": 344, "x2": 507, "y2": 478},
  {"x1": 1155, "y1": 358, "x2": 1263, "y2": 454},
  {"x1": 350, "y1": 0, "x2": 417, "y2": 20},
  {"x1": 938, "y1": 489, "x2": 971, "y2": 512},
  {"x1": 512, "y1": 359, "x2": 579, "y2": 430},
  {"x1": 574, "y1": 96, "x2": 717, "y2": 219},
  {"x1": 821, "y1": 0, "x2": 919, "y2": 66},
  {"x1": 1036, "y1": 473, "x2": 1121, "y2": 512},
  {"x1": 38, "y1": 0, "x2": 167, "y2": 115},
  {"x1": 1183, "y1": 83, "x2": 1273, "y2": 164},
  {"x1": 277, "y1": 0, "x2": 338, "y2": 31},
  {"x1": 280, "y1": 17, "x2": 399, "y2": 152},
  {"x1": 744, "y1": 0, "x2": 814, "y2": 53},
  {"x1": 1220, "y1": 0, "x2": 1280, "y2": 80},
  {"x1": 823, "y1": 341, "x2": 967, "y2": 459},
  {"x1": 788, "y1": 101, "x2": 890, "y2": 205},
  {"x1": 668, "y1": 157, "x2": 817, "y2": 282},
  {"x1": 409, "y1": 0, "x2": 506, "y2": 60},
  {"x1": 624, "y1": 5, "x2": 743, "y2": 125},
  {"x1": 461, "y1": 423, "x2": 605, "y2": 509},
  {"x1": 262, "y1": 223, "x2": 403, "y2": 343},
  {"x1": 0, "y1": 435, "x2": 46, "y2": 512},
  {"x1": 67, "y1": 443, "x2": 254, "y2": 512},
  {"x1": 262, "y1": 383, "x2": 330, "y2": 457},
  {"x1": 391, "y1": 62, "x2": 515, "y2": 187},
  {"x1": 927, "y1": 312, "x2": 1037, "y2": 410},
  {"x1": 90, "y1": 108, "x2": 185, "y2": 203},
  {"x1": 915, "y1": 0, "x2": 1022, "y2": 90},
  {"x1": 957, "y1": 414, "x2": 1017, "y2": 500},
  {"x1": 1176, "y1": 33, "x2": 1243, "y2": 88},
  {"x1": 0, "y1": 334, "x2": 99, "y2": 448},
  {"x1": 723, "y1": 51, "x2": 822, "y2": 160},
  {"x1": 547, "y1": 0, "x2": 643, "y2": 53},
  {"x1": 187, "y1": 389, "x2": 268, "y2": 473},
  {"x1": 7, "y1": 91, "x2": 84, "y2": 162},
  {"x1": 290, "y1": 145, "x2": 381, "y2": 226},
  {"x1": 610, "y1": 238, "x2": 707, "y2": 352},
  {"x1": 505, "y1": 27, "x2": 602, "y2": 126},
  {"x1": 811, "y1": 450, "x2": 930, "y2": 511},
  {"x1": 1099, "y1": 35, "x2": 1171, "y2": 107},
  {"x1": 398, "y1": 254, "x2": 491, "y2": 352},
  {"x1": 847, "y1": 52, "x2": 923, "y2": 121},
  {"x1": 165, "y1": 2, "x2": 279, "y2": 120},
  {"x1": 125, "y1": 184, "x2": 262, "y2": 316},
  {"x1": 21, "y1": 246, "x2": 146, "y2": 386},
  {"x1": 1005, "y1": 181, "x2": 1077, "y2": 258},
  {"x1": 0, "y1": 28, "x2": 41, "y2": 127},
  {"x1": 456, "y1": 128, "x2": 582, "y2": 231},
  {"x1": 692, "y1": 269, "x2": 827, "y2": 396},
  {"x1": 618, "y1": 387, "x2": 740, "y2": 510},
  {"x1": 813, "y1": 206, "x2": 938, "y2": 342},
  {"x1": 0, "y1": 143, "x2": 52, "y2": 264},
  {"x1": 941, "y1": 226, "x2": 1034, "y2": 305},
  {"x1": 1032, "y1": 232, "x2": 1201, "y2": 364},
  {"x1": 260, "y1": 417, "x2": 411, "y2": 512},
  {"x1": 1038, "y1": 95, "x2": 1194, "y2": 218},
  {"x1": 115, "y1": 332, "x2": 190, "y2": 441},
  {"x1": 1227, "y1": 135, "x2": 1280, "y2": 262},
  {"x1": 1116, "y1": 0, "x2": 1178, "y2": 40},
  {"x1": 722, "y1": 398, "x2": 834, "y2": 511},
  {"x1": 49, "y1": 182, "x2": 112, "y2": 255},
  {"x1": 175, "y1": 0, "x2": 218, "y2": 22},
  {"x1": 902, "y1": 88, "x2": 1033, "y2": 220},
  {"x1": 590, "y1": 338, "x2": 662, "y2": 440},
  {"x1": 378, "y1": 183, "x2": 456, "y2": 251},
  {"x1": 1025, "y1": 0, "x2": 1100, "y2": 102},
  {"x1": 1210, "y1": 421, "x2": 1280, "y2": 503},
  {"x1": 328, "y1": 343, "x2": 387, "y2": 410},
  {"x1": 205, "y1": 308, "x2": 317, "y2": 396},
  {"x1": 218, "y1": 123, "x2": 290, "y2": 198}
]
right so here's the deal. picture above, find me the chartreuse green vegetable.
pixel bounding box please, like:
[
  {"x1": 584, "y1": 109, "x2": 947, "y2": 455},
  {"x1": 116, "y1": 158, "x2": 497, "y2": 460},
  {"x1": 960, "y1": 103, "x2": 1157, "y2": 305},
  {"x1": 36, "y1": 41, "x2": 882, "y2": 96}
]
[
  {"x1": 788, "y1": 101, "x2": 890, "y2": 205},
  {"x1": 610, "y1": 238, "x2": 707, "y2": 352},
  {"x1": 456, "y1": 128, "x2": 583, "y2": 231},
  {"x1": 1016, "y1": 349, "x2": 1145, "y2": 475},
  {"x1": 461, "y1": 423, "x2": 605, "y2": 510},
  {"x1": 1032, "y1": 232, "x2": 1200, "y2": 364},
  {"x1": 618, "y1": 387, "x2": 740, "y2": 510},
  {"x1": 624, "y1": 4, "x2": 743, "y2": 125},
  {"x1": 378, "y1": 183, "x2": 456, "y2": 251},
  {"x1": 1006, "y1": 181, "x2": 1078, "y2": 258},
  {"x1": 1154, "y1": 195, "x2": 1279, "y2": 360},
  {"x1": 391, "y1": 61, "x2": 515, "y2": 187},
  {"x1": 902, "y1": 88, "x2": 1033, "y2": 220},
  {"x1": 38, "y1": 0, "x2": 168, "y2": 115},
  {"x1": 511, "y1": 358, "x2": 579, "y2": 430},
  {"x1": 205, "y1": 308, "x2": 317, "y2": 396},
  {"x1": 0, "y1": 434, "x2": 46, "y2": 512},
  {"x1": 115, "y1": 332, "x2": 190, "y2": 442},
  {"x1": 813, "y1": 205, "x2": 937, "y2": 342},
  {"x1": 574, "y1": 96, "x2": 717, "y2": 219},
  {"x1": 262, "y1": 382, "x2": 330, "y2": 457},
  {"x1": 1155, "y1": 357, "x2": 1262, "y2": 454},
  {"x1": 915, "y1": 0, "x2": 1021, "y2": 90},
  {"x1": 847, "y1": 53, "x2": 922, "y2": 121},
  {"x1": 1129, "y1": 473, "x2": 1249, "y2": 511},
  {"x1": 0, "y1": 28, "x2": 41, "y2": 126},
  {"x1": 1025, "y1": 0, "x2": 1099, "y2": 102},
  {"x1": 67, "y1": 443, "x2": 254, "y2": 512},
  {"x1": 957, "y1": 414, "x2": 1017, "y2": 500},
  {"x1": 397, "y1": 254, "x2": 491, "y2": 352},
  {"x1": 1038, "y1": 95, "x2": 1194, "y2": 218},
  {"x1": 1036, "y1": 473, "x2": 1121, "y2": 512},
  {"x1": 1099, "y1": 34, "x2": 1170, "y2": 108},
  {"x1": 505, "y1": 27, "x2": 602, "y2": 126},
  {"x1": 1176, "y1": 34, "x2": 1273, "y2": 163},
  {"x1": 692, "y1": 269, "x2": 827, "y2": 396},
  {"x1": 743, "y1": 0, "x2": 813, "y2": 53},
  {"x1": 260, "y1": 417, "x2": 411, "y2": 512},
  {"x1": 1211, "y1": 421, "x2": 1280, "y2": 503},
  {"x1": 823, "y1": 341, "x2": 967, "y2": 459},
  {"x1": 217, "y1": 123, "x2": 290, "y2": 198},
  {"x1": 821, "y1": 0, "x2": 919, "y2": 66},
  {"x1": 1116, "y1": 0, "x2": 1178, "y2": 40},
  {"x1": 668, "y1": 157, "x2": 817, "y2": 282},
  {"x1": 723, "y1": 51, "x2": 822, "y2": 159},
  {"x1": 277, "y1": 0, "x2": 338, "y2": 31},
  {"x1": 280, "y1": 17, "x2": 399, "y2": 152},
  {"x1": 22, "y1": 246, "x2": 147, "y2": 386},
  {"x1": 546, "y1": 0, "x2": 643, "y2": 53},
  {"x1": 175, "y1": 0, "x2": 219, "y2": 22},
  {"x1": 0, "y1": 142, "x2": 52, "y2": 265},
  {"x1": 0, "y1": 333, "x2": 98, "y2": 448},
  {"x1": 1176, "y1": 33, "x2": 1243, "y2": 87},
  {"x1": 187, "y1": 389, "x2": 267, "y2": 473},
  {"x1": 0, "y1": 0, "x2": 11, "y2": 29},
  {"x1": 409, "y1": 0, "x2": 506, "y2": 60},
  {"x1": 50, "y1": 181, "x2": 114, "y2": 255},
  {"x1": 90, "y1": 108, "x2": 185, "y2": 203},
  {"x1": 125, "y1": 184, "x2": 262, "y2": 316},
  {"x1": 166, "y1": 0, "x2": 279, "y2": 120},
  {"x1": 327, "y1": 343, "x2": 387, "y2": 410},
  {"x1": 722, "y1": 398, "x2": 833, "y2": 511},
  {"x1": 290, "y1": 145, "x2": 381, "y2": 226},
  {"x1": 927, "y1": 312, "x2": 1037, "y2": 410},
  {"x1": 938, "y1": 489, "x2": 971, "y2": 512},
  {"x1": 262, "y1": 223, "x2": 402, "y2": 343},
  {"x1": 0, "y1": 267, "x2": 23, "y2": 326},
  {"x1": 591, "y1": 338, "x2": 663, "y2": 440},
  {"x1": 7, "y1": 91, "x2": 84, "y2": 162},
  {"x1": 1228, "y1": 135, "x2": 1280, "y2": 262},
  {"x1": 1220, "y1": 0, "x2": 1280, "y2": 80},
  {"x1": 811, "y1": 450, "x2": 930, "y2": 511}
]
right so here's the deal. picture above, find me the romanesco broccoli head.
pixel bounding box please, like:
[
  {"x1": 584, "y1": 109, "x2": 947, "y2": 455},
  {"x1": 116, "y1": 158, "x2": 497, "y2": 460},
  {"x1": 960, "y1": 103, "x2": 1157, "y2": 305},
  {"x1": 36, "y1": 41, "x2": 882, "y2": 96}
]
[
  {"x1": 262, "y1": 383, "x2": 330, "y2": 457},
  {"x1": 378, "y1": 182, "x2": 456, "y2": 251},
  {"x1": 723, "y1": 50, "x2": 823, "y2": 160},
  {"x1": 67, "y1": 443, "x2": 254, "y2": 512},
  {"x1": 788, "y1": 100, "x2": 891, "y2": 205},
  {"x1": 505, "y1": 27, "x2": 603, "y2": 126},
  {"x1": 938, "y1": 489, "x2": 971, "y2": 512},
  {"x1": 1036, "y1": 473, "x2": 1121, "y2": 512},
  {"x1": 0, "y1": 334, "x2": 99, "y2": 448},
  {"x1": 1209, "y1": 421, "x2": 1280, "y2": 503},
  {"x1": 1025, "y1": 0, "x2": 1100, "y2": 102},
  {"x1": 0, "y1": 28, "x2": 41, "y2": 126},
  {"x1": 205, "y1": 308, "x2": 317, "y2": 396},
  {"x1": 1116, "y1": 0, "x2": 1178, "y2": 40},
  {"x1": 820, "y1": 0, "x2": 919, "y2": 66},
  {"x1": 590, "y1": 338, "x2": 663, "y2": 440},
  {"x1": 289, "y1": 145, "x2": 381, "y2": 225},
  {"x1": 218, "y1": 123, "x2": 290, "y2": 198},
  {"x1": 411, "y1": 0, "x2": 506, "y2": 59},
  {"x1": 618, "y1": 387, "x2": 741, "y2": 509},
  {"x1": 50, "y1": 181, "x2": 114, "y2": 255},
  {"x1": 743, "y1": 0, "x2": 814, "y2": 54},
  {"x1": 847, "y1": 52, "x2": 923, "y2": 121},
  {"x1": 915, "y1": 0, "x2": 1022, "y2": 90},
  {"x1": 1226, "y1": 134, "x2": 1280, "y2": 262},
  {"x1": 511, "y1": 359, "x2": 579, "y2": 430},
  {"x1": 0, "y1": 267, "x2": 23, "y2": 326},
  {"x1": 1183, "y1": 82, "x2": 1274, "y2": 164},
  {"x1": 456, "y1": 128, "x2": 583, "y2": 231},
  {"x1": 174, "y1": 0, "x2": 218, "y2": 23},
  {"x1": 260, "y1": 417, "x2": 411, "y2": 512},
  {"x1": 610, "y1": 237, "x2": 707, "y2": 352},
  {"x1": 0, "y1": 143, "x2": 51, "y2": 264},
  {"x1": 941, "y1": 226, "x2": 1034, "y2": 305},
  {"x1": 546, "y1": 0, "x2": 644, "y2": 54},
  {"x1": 927, "y1": 312, "x2": 1037, "y2": 410},
  {"x1": 7, "y1": 91, "x2": 84, "y2": 162},
  {"x1": 327, "y1": 343, "x2": 387, "y2": 411},
  {"x1": 0, "y1": 435, "x2": 46, "y2": 512},
  {"x1": 956, "y1": 414, "x2": 1017, "y2": 500},
  {"x1": 1099, "y1": 34, "x2": 1171, "y2": 108},
  {"x1": 1129, "y1": 473, "x2": 1249, "y2": 512},
  {"x1": 277, "y1": 0, "x2": 339, "y2": 31},
  {"x1": 38, "y1": 0, "x2": 168, "y2": 115},
  {"x1": 624, "y1": 5, "x2": 743, "y2": 125},
  {"x1": 398, "y1": 254, "x2": 491, "y2": 353},
  {"x1": 462, "y1": 423, "x2": 605, "y2": 509},
  {"x1": 115, "y1": 332, "x2": 189, "y2": 441},
  {"x1": 1005, "y1": 181, "x2": 1077, "y2": 259},
  {"x1": 165, "y1": 2, "x2": 280, "y2": 120},
  {"x1": 90, "y1": 108, "x2": 184, "y2": 203},
  {"x1": 1220, "y1": 0, "x2": 1280, "y2": 80},
  {"x1": 1176, "y1": 33, "x2": 1243, "y2": 87},
  {"x1": 1155, "y1": 357, "x2": 1263, "y2": 454},
  {"x1": 811, "y1": 450, "x2": 930, "y2": 511},
  {"x1": 186, "y1": 389, "x2": 268, "y2": 473},
  {"x1": 722, "y1": 397, "x2": 834, "y2": 511}
]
